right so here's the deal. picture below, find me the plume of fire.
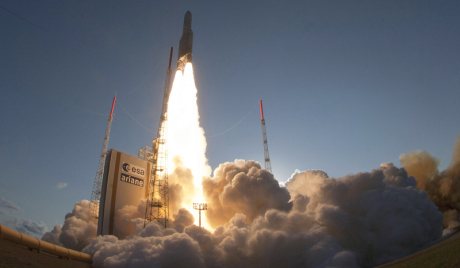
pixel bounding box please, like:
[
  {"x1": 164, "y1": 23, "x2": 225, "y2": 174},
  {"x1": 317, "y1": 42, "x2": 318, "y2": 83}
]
[{"x1": 167, "y1": 62, "x2": 212, "y2": 228}]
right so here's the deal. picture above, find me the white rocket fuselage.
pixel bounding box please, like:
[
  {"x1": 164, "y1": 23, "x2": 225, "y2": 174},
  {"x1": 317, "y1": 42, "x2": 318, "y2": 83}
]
[{"x1": 177, "y1": 11, "x2": 193, "y2": 70}]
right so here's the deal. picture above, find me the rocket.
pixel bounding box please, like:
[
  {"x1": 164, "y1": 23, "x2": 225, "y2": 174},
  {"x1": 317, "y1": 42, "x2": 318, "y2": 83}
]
[{"x1": 177, "y1": 11, "x2": 193, "y2": 70}]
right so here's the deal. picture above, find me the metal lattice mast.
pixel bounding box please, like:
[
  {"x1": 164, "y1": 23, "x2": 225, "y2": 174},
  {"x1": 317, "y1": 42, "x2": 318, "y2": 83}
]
[
  {"x1": 259, "y1": 100, "x2": 272, "y2": 173},
  {"x1": 193, "y1": 203, "x2": 207, "y2": 227},
  {"x1": 144, "y1": 47, "x2": 173, "y2": 228},
  {"x1": 90, "y1": 95, "x2": 116, "y2": 219}
]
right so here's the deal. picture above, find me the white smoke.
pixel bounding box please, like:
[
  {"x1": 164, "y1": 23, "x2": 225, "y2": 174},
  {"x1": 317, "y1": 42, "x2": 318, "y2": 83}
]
[
  {"x1": 42, "y1": 200, "x2": 97, "y2": 251},
  {"x1": 41, "y1": 225, "x2": 63, "y2": 246},
  {"x1": 202, "y1": 159, "x2": 292, "y2": 228},
  {"x1": 82, "y1": 161, "x2": 443, "y2": 268},
  {"x1": 113, "y1": 199, "x2": 147, "y2": 240},
  {"x1": 45, "y1": 59, "x2": 458, "y2": 267},
  {"x1": 400, "y1": 137, "x2": 460, "y2": 236}
]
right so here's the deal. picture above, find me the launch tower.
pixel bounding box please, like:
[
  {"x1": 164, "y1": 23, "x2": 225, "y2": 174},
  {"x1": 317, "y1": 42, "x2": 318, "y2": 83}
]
[
  {"x1": 259, "y1": 100, "x2": 272, "y2": 173},
  {"x1": 143, "y1": 48, "x2": 174, "y2": 228},
  {"x1": 90, "y1": 95, "x2": 116, "y2": 219}
]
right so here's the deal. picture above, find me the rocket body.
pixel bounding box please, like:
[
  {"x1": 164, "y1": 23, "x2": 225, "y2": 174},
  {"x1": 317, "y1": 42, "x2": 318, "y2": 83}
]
[{"x1": 177, "y1": 11, "x2": 193, "y2": 70}]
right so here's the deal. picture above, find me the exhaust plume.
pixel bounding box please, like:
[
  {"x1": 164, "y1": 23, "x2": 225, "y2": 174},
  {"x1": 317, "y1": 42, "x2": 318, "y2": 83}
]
[
  {"x1": 83, "y1": 160, "x2": 443, "y2": 267},
  {"x1": 167, "y1": 62, "x2": 211, "y2": 227},
  {"x1": 400, "y1": 137, "x2": 460, "y2": 233},
  {"x1": 42, "y1": 200, "x2": 97, "y2": 251},
  {"x1": 45, "y1": 58, "x2": 460, "y2": 266},
  {"x1": 202, "y1": 160, "x2": 292, "y2": 228}
]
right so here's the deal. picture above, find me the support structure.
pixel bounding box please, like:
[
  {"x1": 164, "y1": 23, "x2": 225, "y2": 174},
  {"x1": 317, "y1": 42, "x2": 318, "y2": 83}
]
[
  {"x1": 259, "y1": 100, "x2": 272, "y2": 173},
  {"x1": 90, "y1": 95, "x2": 116, "y2": 219},
  {"x1": 193, "y1": 203, "x2": 207, "y2": 227},
  {"x1": 144, "y1": 47, "x2": 173, "y2": 228}
]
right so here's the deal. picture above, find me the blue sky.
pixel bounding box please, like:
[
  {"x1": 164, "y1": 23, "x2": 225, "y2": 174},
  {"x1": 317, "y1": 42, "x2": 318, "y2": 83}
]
[{"x1": 1, "y1": 0, "x2": 459, "y2": 236}]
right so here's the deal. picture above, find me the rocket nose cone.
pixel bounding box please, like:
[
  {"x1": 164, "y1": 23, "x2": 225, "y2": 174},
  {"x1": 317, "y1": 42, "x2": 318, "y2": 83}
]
[
  {"x1": 184, "y1": 11, "x2": 192, "y2": 22},
  {"x1": 183, "y1": 11, "x2": 192, "y2": 30}
]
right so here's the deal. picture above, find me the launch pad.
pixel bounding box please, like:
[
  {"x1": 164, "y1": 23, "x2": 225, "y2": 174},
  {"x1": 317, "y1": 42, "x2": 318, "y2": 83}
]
[{"x1": 93, "y1": 10, "x2": 209, "y2": 235}]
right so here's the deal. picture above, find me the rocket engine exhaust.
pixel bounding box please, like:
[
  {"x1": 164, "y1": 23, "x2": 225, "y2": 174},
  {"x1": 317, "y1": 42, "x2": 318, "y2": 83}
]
[{"x1": 167, "y1": 11, "x2": 211, "y2": 228}]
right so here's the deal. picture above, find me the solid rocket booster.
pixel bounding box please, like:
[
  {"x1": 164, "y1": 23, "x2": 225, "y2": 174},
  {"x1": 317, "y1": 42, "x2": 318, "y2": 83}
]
[{"x1": 177, "y1": 11, "x2": 193, "y2": 70}]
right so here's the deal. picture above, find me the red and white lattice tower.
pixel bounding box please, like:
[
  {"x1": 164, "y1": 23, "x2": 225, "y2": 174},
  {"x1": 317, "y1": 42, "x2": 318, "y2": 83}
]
[
  {"x1": 259, "y1": 100, "x2": 272, "y2": 173},
  {"x1": 90, "y1": 95, "x2": 116, "y2": 219}
]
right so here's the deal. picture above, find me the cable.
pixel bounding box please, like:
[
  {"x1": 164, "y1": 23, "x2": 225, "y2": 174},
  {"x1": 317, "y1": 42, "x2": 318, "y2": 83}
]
[
  {"x1": 206, "y1": 104, "x2": 257, "y2": 138},
  {"x1": 123, "y1": 51, "x2": 169, "y2": 97},
  {"x1": 1, "y1": 73, "x2": 110, "y2": 116},
  {"x1": 0, "y1": 4, "x2": 58, "y2": 37},
  {"x1": 117, "y1": 99, "x2": 155, "y2": 133}
]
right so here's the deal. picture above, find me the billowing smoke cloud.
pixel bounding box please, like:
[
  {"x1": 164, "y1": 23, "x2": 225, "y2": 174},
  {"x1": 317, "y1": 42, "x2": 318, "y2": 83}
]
[
  {"x1": 113, "y1": 199, "x2": 147, "y2": 240},
  {"x1": 172, "y1": 208, "x2": 195, "y2": 233},
  {"x1": 168, "y1": 156, "x2": 200, "y2": 217},
  {"x1": 400, "y1": 137, "x2": 460, "y2": 232},
  {"x1": 285, "y1": 169, "x2": 329, "y2": 198},
  {"x1": 443, "y1": 209, "x2": 460, "y2": 229},
  {"x1": 285, "y1": 163, "x2": 441, "y2": 266},
  {"x1": 202, "y1": 160, "x2": 292, "y2": 228},
  {"x1": 59, "y1": 200, "x2": 97, "y2": 251},
  {"x1": 42, "y1": 200, "x2": 97, "y2": 251},
  {"x1": 84, "y1": 223, "x2": 203, "y2": 268},
  {"x1": 41, "y1": 225, "x2": 63, "y2": 246},
  {"x1": 83, "y1": 160, "x2": 443, "y2": 268},
  {"x1": 42, "y1": 198, "x2": 196, "y2": 251},
  {"x1": 46, "y1": 138, "x2": 460, "y2": 266}
]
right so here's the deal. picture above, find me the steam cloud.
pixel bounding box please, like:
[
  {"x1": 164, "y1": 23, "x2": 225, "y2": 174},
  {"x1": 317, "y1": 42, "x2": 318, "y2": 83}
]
[
  {"x1": 42, "y1": 132, "x2": 460, "y2": 267},
  {"x1": 41, "y1": 225, "x2": 63, "y2": 246},
  {"x1": 168, "y1": 156, "x2": 200, "y2": 217},
  {"x1": 202, "y1": 160, "x2": 292, "y2": 228},
  {"x1": 42, "y1": 200, "x2": 97, "y2": 251},
  {"x1": 400, "y1": 137, "x2": 460, "y2": 233},
  {"x1": 82, "y1": 159, "x2": 444, "y2": 268},
  {"x1": 113, "y1": 199, "x2": 147, "y2": 240}
]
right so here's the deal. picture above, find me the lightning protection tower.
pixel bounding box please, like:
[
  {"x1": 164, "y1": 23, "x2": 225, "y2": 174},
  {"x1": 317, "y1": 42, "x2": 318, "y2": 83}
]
[
  {"x1": 193, "y1": 203, "x2": 207, "y2": 227},
  {"x1": 259, "y1": 100, "x2": 272, "y2": 173},
  {"x1": 144, "y1": 47, "x2": 173, "y2": 228},
  {"x1": 90, "y1": 94, "x2": 116, "y2": 220}
]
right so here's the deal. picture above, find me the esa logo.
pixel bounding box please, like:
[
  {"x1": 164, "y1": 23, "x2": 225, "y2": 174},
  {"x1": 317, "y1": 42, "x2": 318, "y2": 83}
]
[{"x1": 122, "y1": 163, "x2": 145, "y2": 176}]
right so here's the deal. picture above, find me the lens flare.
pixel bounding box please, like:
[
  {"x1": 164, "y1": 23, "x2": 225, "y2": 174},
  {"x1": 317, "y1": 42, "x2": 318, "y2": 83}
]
[{"x1": 167, "y1": 62, "x2": 212, "y2": 228}]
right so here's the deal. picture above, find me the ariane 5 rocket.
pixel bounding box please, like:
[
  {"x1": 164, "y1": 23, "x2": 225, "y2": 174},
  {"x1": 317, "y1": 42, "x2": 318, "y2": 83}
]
[{"x1": 177, "y1": 11, "x2": 193, "y2": 70}]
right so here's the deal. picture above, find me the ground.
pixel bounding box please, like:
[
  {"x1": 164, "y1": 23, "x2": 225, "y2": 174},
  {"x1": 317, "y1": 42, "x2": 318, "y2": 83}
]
[
  {"x1": 375, "y1": 229, "x2": 460, "y2": 268},
  {"x1": 1, "y1": 230, "x2": 459, "y2": 268},
  {"x1": 0, "y1": 239, "x2": 90, "y2": 268}
]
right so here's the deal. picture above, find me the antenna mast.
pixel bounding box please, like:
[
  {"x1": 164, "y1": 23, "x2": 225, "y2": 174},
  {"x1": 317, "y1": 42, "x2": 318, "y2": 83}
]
[
  {"x1": 144, "y1": 47, "x2": 173, "y2": 228},
  {"x1": 90, "y1": 94, "x2": 116, "y2": 219},
  {"x1": 259, "y1": 100, "x2": 272, "y2": 173}
]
